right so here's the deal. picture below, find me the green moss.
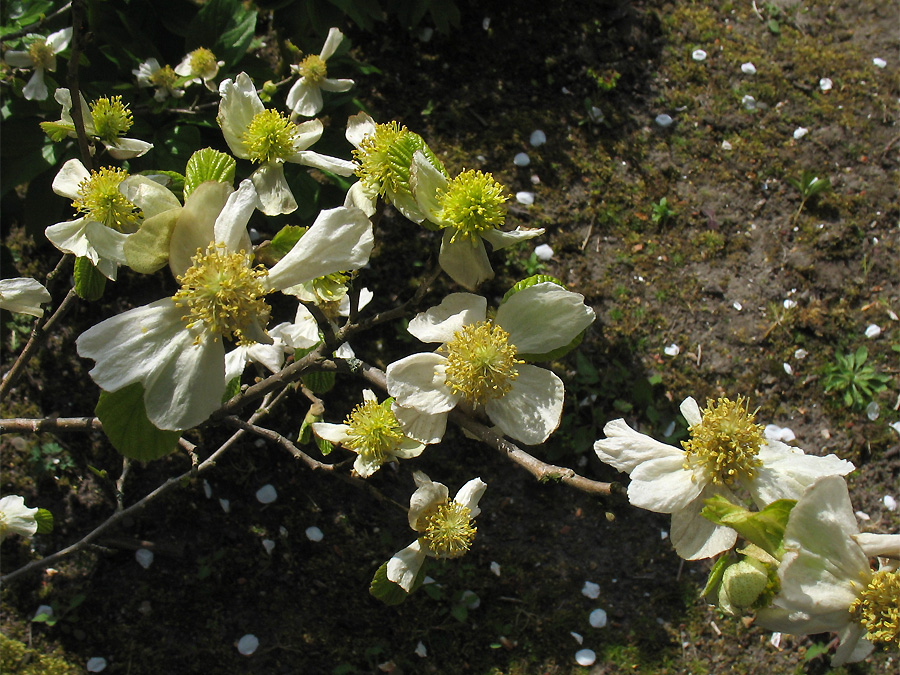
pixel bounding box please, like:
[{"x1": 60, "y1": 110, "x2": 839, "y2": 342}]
[{"x1": 0, "y1": 634, "x2": 80, "y2": 675}]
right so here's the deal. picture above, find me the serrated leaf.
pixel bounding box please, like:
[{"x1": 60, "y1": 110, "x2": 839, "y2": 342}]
[
  {"x1": 123, "y1": 208, "x2": 180, "y2": 273},
  {"x1": 39, "y1": 120, "x2": 75, "y2": 142},
  {"x1": 369, "y1": 561, "x2": 410, "y2": 605},
  {"x1": 73, "y1": 256, "x2": 107, "y2": 301},
  {"x1": 95, "y1": 382, "x2": 182, "y2": 461},
  {"x1": 34, "y1": 508, "x2": 53, "y2": 534},
  {"x1": 302, "y1": 370, "x2": 335, "y2": 394},
  {"x1": 270, "y1": 225, "x2": 308, "y2": 256},
  {"x1": 501, "y1": 274, "x2": 564, "y2": 304},
  {"x1": 184, "y1": 148, "x2": 236, "y2": 199},
  {"x1": 701, "y1": 495, "x2": 796, "y2": 557}
]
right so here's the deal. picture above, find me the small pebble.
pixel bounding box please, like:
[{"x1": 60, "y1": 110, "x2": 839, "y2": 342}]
[
  {"x1": 873, "y1": 57, "x2": 887, "y2": 69},
  {"x1": 866, "y1": 401, "x2": 880, "y2": 421},
  {"x1": 793, "y1": 127, "x2": 809, "y2": 140},
  {"x1": 741, "y1": 62, "x2": 757, "y2": 74},
  {"x1": 135, "y1": 548, "x2": 154, "y2": 569},
  {"x1": 692, "y1": 49, "x2": 707, "y2": 61},
  {"x1": 590, "y1": 608, "x2": 608, "y2": 628},
  {"x1": 513, "y1": 152, "x2": 531, "y2": 167},
  {"x1": 255, "y1": 484, "x2": 277, "y2": 504},
  {"x1": 575, "y1": 649, "x2": 597, "y2": 666},
  {"x1": 529, "y1": 130, "x2": 547, "y2": 146},
  {"x1": 490, "y1": 561, "x2": 501, "y2": 576},
  {"x1": 655, "y1": 113, "x2": 673, "y2": 127},
  {"x1": 237, "y1": 634, "x2": 259, "y2": 656},
  {"x1": 581, "y1": 581, "x2": 600, "y2": 599},
  {"x1": 415, "y1": 641, "x2": 427, "y2": 658},
  {"x1": 305, "y1": 526, "x2": 324, "y2": 542},
  {"x1": 865, "y1": 324, "x2": 881, "y2": 338},
  {"x1": 534, "y1": 244, "x2": 554, "y2": 261},
  {"x1": 515, "y1": 191, "x2": 535, "y2": 205},
  {"x1": 664, "y1": 343, "x2": 680, "y2": 357},
  {"x1": 819, "y1": 77, "x2": 833, "y2": 91},
  {"x1": 86, "y1": 657, "x2": 108, "y2": 672},
  {"x1": 883, "y1": 495, "x2": 897, "y2": 511}
]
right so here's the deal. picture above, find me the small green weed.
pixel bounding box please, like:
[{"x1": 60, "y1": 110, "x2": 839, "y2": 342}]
[
  {"x1": 789, "y1": 169, "x2": 830, "y2": 225},
  {"x1": 821, "y1": 346, "x2": 890, "y2": 409},
  {"x1": 651, "y1": 197, "x2": 675, "y2": 226},
  {"x1": 28, "y1": 442, "x2": 75, "y2": 476}
]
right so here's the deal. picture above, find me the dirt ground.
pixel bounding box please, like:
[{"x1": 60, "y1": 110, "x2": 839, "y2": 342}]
[{"x1": 1, "y1": 0, "x2": 898, "y2": 673}]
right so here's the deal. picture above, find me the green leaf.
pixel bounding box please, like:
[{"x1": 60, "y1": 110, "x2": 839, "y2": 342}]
[
  {"x1": 123, "y1": 208, "x2": 180, "y2": 274},
  {"x1": 501, "y1": 274, "x2": 564, "y2": 304},
  {"x1": 222, "y1": 376, "x2": 241, "y2": 403},
  {"x1": 34, "y1": 508, "x2": 54, "y2": 534},
  {"x1": 700, "y1": 552, "x2": 733, "y2": 599},
  {"x1": 189, "y1": 0, "x2": 257, "y2": 67},
  {"x1": 701, "y1": 495, "x2": 796, "y2": 557},
  {"x1": 39, "y1": 120, "x2": 76, "y2": 142},
  {"x1": 184, "y1": 148, "x2": 236, "y2": 199},
  {"x1": 450, "y1": 604, "x2": 468, "y2": 623},
  {"x1": 73, "y1": 257, "x2": 107, "y2": 301},
  {"x1": 271, "y1": 225, "x2": 308, "y2": 256},
  {"x1": 95, "y1": 383, "x2": 182, "y2": 461},
  {"x1": 302, "y1": 370, "x2": 335, "y2": 394},
  {"x1": 369, "y1": 561, "x2": 410, "y2": 605}
]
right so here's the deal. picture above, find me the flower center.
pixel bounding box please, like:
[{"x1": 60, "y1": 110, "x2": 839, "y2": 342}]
[
  {"x1": 149, "y1": 64, "x2": 178, "y2": 89},
  {"x1": 188, "y1": 47, "x2": 218, "y2": 77},
  {"x1": 353, "y1": 122, "x2": 443, "y2": 199},
  {"x1": 344, "y1": 399, "x2": 405, "y2": 462},
  {"x1": 72, "y1": 167, "x2": 143, "y2": 232},
  {"x1": 242, "y1": 109, "x2": 298, "y2": 164},
  {"x1": 681, "y1": 396, "x2": 764, "y2": 485},
  {"x1": 27, "y1": 38, "x2": 55, "y2": 69},
  {"x1": 437, "y1": 170, "x2": 508, "y2": 243},
  {"x1": 850, "y1": 569, "x2": 900, "y2": 647},
  {"x1": 173, "y1": 244, "x2": 271, "y2": 341},
  {"x1": 442, "y1": 320, "x2": 521, "y2": 406},
  {"x1": 421, "y1": 501, "x2": 476, "y2": 558},
  {"x1": 90, "y1": 96, "x2": 133, "y2": 142},
  {"x1": 298, "y1": 54, "x2": 328, "y2": 84}
]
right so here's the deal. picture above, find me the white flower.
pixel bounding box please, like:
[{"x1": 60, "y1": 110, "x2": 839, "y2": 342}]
[
  {"x1": 76, "y1": 180, "x2": 374, "y2": 430},
  {"x1": 174, "y1": 47, "x2": 223, "y2": 91},
  {"x1": 0, "y1": 495, "x2": 39, "y2": 541},
  {"x1": 386, "y1": 282, "x2": 595, "y2": 445},
  {"x1": 46, "y1": 159, "x2": 181, "y2": 279},
  {"x1": 411, "y1": 151, "x2": 544, "y2": 289},
  {"x1": 286, "y1": 27, "x2": 354, "y2": 117},
  {"x1": 0, "y1": 278, "x2": 51, "y2": 317},
  {"x1": 217, "y1": 72, "x2": 356, "y2": 215},
  {"x1": 757, "y1": 476, "x2": 900, "y2": 666},
  {"x1": 593, "y1": 396, "x2": 856, "y2": 560},
  {"x1": 312, "y1": 389, "x2": 426, "y2": 477},
  {"x1": 44, "y1": 89, "x2": 153, "y2": 159},
  {"x1": 133, "y1": 58, "x2": 184, "y2": 101},
  {"x1": 4, "y1": 27, "x2": 72, "y2": 101},
  {"x1": 386, "y1": 472, "x2": 487, "y2": 591}
]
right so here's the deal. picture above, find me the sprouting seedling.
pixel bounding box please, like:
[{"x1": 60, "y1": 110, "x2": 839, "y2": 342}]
[
  {"x1": 651, "y1": 197, "x2": 675, "y2": 225},
  {"x1": 789, "y1": 170, "x2": 830, "y2": 225},
  {"x1": 821, "y1": 345, "x2": 891, "y2": 409}
]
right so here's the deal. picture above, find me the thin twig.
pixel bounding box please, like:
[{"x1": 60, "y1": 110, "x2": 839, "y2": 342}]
[
  {"x1": 66, "y1": 0, "x2": 93, "y2": 171},
  {"x1": 1, "y1": 2, "x2": 73, "y2": 42},
  {"x1": 224, "y1": 417, "x2": 334, "y2": 471},
  {"x1": 0, "y1": 416, "x2": 102, "y2": 433}
]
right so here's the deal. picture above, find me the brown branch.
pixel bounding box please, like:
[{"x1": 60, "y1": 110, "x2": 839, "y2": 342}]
[
  {"x1": 66, "y1": 0, "x2": 93, "y2": 170},
  {"x1": 0, "y1": 416, "x2": 102, "y2": 433},
  {"x1": 224, "y1": 417, "x2": 334, "y2": 471}
]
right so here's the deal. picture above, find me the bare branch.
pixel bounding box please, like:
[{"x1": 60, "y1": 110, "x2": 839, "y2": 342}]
[{"x1": 0, "y1": 416, "x2": 102, "y2": 433}]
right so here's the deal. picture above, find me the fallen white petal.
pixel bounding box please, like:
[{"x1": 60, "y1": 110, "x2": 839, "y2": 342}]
[
  {"x1": 664, "y1": 343, "x2": 680, "y2": 357},
  {"x1": 86, "y1": 657, "x2": 108, "y2": 672},
  {"x1": 741, "y1": 62, "x2": 756, "y2": 74},
  {"x1": 866, "y1": 401, "x2": 880, "y2": 421},
  {"x1": 884, "y1": 495, "x2": 897, "y2": 511},
  {"x1": 135, "y1": 548, "x2": 154, "y2": 569},
  {"x1": 529, "y1": 130, "x2": 547, "y2": 146},
  {"x1": 482, "y1": 17, "x2": 491, "y2": 30},
  {"x1": 855, "y1": 510, "x2": 871, "y2": 521},
  {"x1": 262, "y1": 539, "x2": 275, "y2": 555},
  {"x1": 873, "y1": 57, "x2": 887, "y2": 68},
  {"x1": 793, "y1": 127, "x2": 808, "y2": 140},
  {"x1": 590, "y1": 608, "x2": 608, "y2": 628},
  {"x1": 219, "y1": 498, "x2": 231, "y2": 513},
  {"x1": 660, "y1": 530, "x2": 669, "y2": 540},
  {"x1": 460, "y1": 590, "x2": 481, "y2": 609},
  {"x1": 515, "y1": 191, "x2": 535, "y2": 205},
  {"x1": 742, "y1": 95, "x2": 757, "y2": 110},
  {"x1": 819, "y1": 77, "x2": 833, "y2": 91},
  {"x1": 513, "y1": 152, "x2": 530, "y2": 167},
  {"x1": 733, "y1": 301, "x2": 742, "y2": 311},
  {"x1": 305, "y1": 526, "x2": 324, "y2": 542},
  {"x1": 34, "y1": 605, "x2": 53, "y2": 620},
  {"x1": 783, "y1": 363, "x2": 793, "y2": 375},
  {"x1": 490, "y1": 561, "x2": 501, "y2": 576},
  {"x1": 575, "y1": 649, "x2": 596, "y2": 666},
  {"x1": 770, "y1": 632, "x2": 782, "y2": 648},
  {"x1": 864, "y1": 323, "x2": 881, "y2": 338},
  {"x1": 794, "y1": 348, "x2": 808, "y2": 359},
  {"x1": 237, "y1": 634, "x2": 259, "y2": 655},
  {"x1": 203, "y1": 480, "x2": 213, "y2": 499},
  {"x1": 655, "y1": 113, "x2": 673, "y2": 127},
  {"x1": 783, "y1": 298, "x2": 796, "y2": 309},
  {"x1": 721, "y1": 140, "x2": 733, "y2": 150},
  {"x1": 256, "y1": 484, "x2": 278, "y2": 504},
  {"x1": 570, "y1": 631, "x2": 584, "y2": 644},
  {"x1": 534, "y1": 243, "x2": 554, "y2": 260},
  {"x1": 692, "y1": 49, "x2": 707, "y2": 61},
  {"x1": 415, "y1": 641, "x2": 427, "y2": 658},
  {"x1": 891, "y1": 421, "x2": 900, "y2": 435},
  {"x1": 581, "y1": 580, "x2": 600, "y2": 599}
]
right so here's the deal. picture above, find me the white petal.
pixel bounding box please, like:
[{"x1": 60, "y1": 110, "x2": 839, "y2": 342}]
[
  {"x1": 84, "y1": 221, "x2": 128, "y2": 264},
  {"x1": 319, "y1": 27, "x2": 344, "y2": 61},
  {"x1": 407, "y1": 293, "x2": 487, "y2": 344},
  {"x1": 496, "y1": 282, "x2": 594, "y2": 355},
  {"x1": 386, "y1": 540, "x2": 427, "y2": 592},
  {"x1": 386, "y1": 353, "x2": 457, "y2": 414},
  {"x1": 217, "y1": 73, "x2": 263, "y2": 158},
  {"x1": 409, "y1": 477, "x2": 449, "y2": 529},
  {"x1": 320, "y1": 78, "x2": 354, "y2": 93},
  {"x1": 310, "y1": 422, "x2": 353, "y2": 445},
  {"x1": 627, "y1": 454, "x2": 702, "y2": 513},
  {"x1": 169, "y1": 181, "x2": 232, "y2": 276},
  {"x1": 679, "y1": 397, "x2": 702, "y2": 426},
  {"x1": 344, "y1": 181, "x2": 376, "y2": 216},
  {"x1": 22, "y1": 69, "x2": 48, "y2": 101},
  {"x1": 346, "y1": 112, "x2": 376, "y2": 148},
  {"x1": 105, "y1": 137, "x2": 153, "y2": 160},
  {"x1": 439, "y1": 232, "x2": 494, "y2": 290},
  {"x1": 0, "y1": 278, "x2": 51, "y2": 317},
  {"x1": 481, "y1": 226, "x2": 545, "y2": 251},
  {"x1": 392, "y1": 403, "x2": 448, "y2": 444},
  {"x1": 286, "y1": 81, "x2": 323, "y2": 117},
  {"x1": 291, "y1": 118, "x2": 324, "y2": 150},
  {"x1": 593, "y1": 418, "x2": 684, "y2": 474},
  {"x1": 851, "y1": 532, "x2": 900, "y2": 558},
  {"x1": 454, "y1": 478, "x2": 487, "y2": 518},
  {"x1": 119, "y1": 176, "x2": 181, "y2": 220},
  {"x1": 484, "y1": 364, "x2": 564, "y2": 445},
  {"x1": 213, "y1": 179, "x2": 257, "y2": 252},
  {"x1": 46, "y1": 27, "x2": 74, "y2": 53},
  {"x1": 0, "y1": 495, "x2": 37, "y2": 539},
  {"x1": 224, "y1": 345, "x2": 250, "y2": 383},
  {"x1": 52, "y1": 159, "x2": 90, "y2": 199},
  {"x1": 273, "y1": 304, "x2": 320, "y2": 349},
  {"x1": 670, "y1": 489, "x2": 738, "y2": 559},
  {"x1": 410, "y1": 150, "x2": 448, "y2": 223},
  {"x1": 832, "y1": 624, "x2": 874, "y2": 666},
  {"x1": 291, "y1": 149, "x2": 356, "y2": 176},
  {"x1": 251, "y1": 163, "x2": 297, "y2": 216},
  {"x1": 748, "y1": 441, "x2": 855, "y2": 504},
  {"x1": 45, "y1": 218, "x2": 93, "y2": 260},
  {"x1": 3, "y1": 51, "x2": 33, "y2": 68},
  {"x1": 267, "y1": 206, "x2": 373, "y2": 290}
]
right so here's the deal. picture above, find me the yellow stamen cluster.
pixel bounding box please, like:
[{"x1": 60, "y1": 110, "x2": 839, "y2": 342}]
[
  {"x1": 72, "y1": 167, "x2": 143, "y2": 232},
  {"x1": 437, "y1": 170, "x2": 508, "y2": 243},
  {"x1": 28, "y1": 38, "x2": 54, "y2": 69},
  {"x1": 241, "y1": 109, "x2": 298, "y2": 164},
  {"x1": 681, "y1": 396, "x2": 764, "y2": 485},
  {"x1": 344, "y1": 399, "x2": 404, "y2": 463},
  {"x1": 90, "y1": 96, "x2": 133, "y2": 141},
  {"x1": 850, "y1": 569, "x2": 900, "y2": 647},
  {"x1": 421, "y1": 501, "x2": 476, "y2": 558},
  {"x1": 188, "y1": 47, "x2": 218, "y2": 77},
  {"x1": 149, "y1": 64, "x2": 178, "y2": 89},
  {"x1": 298, "y1": 54, "x2": 327, "y2": 84},
  {"x1": 443, "y1": 320, "x2": 521, "y2": 406},
  {"x1": 353, "y1": 122, "x2": 439, "y2": 199},
  {"x1": 173, "y1": 244, "x2": 270, "y2": 341}
]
